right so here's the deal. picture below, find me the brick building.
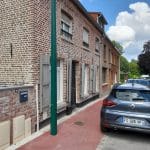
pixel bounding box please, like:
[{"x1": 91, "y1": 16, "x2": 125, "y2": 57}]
[{"x1": 0, "y1": 0, "x2": 120, "y2": 147}]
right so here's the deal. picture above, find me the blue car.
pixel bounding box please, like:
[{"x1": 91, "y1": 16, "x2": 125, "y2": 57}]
[
  {"x1": 127, "y1": 79, "x2": 150, "y2": 88},
  {"x1": 101, "y1": 83, "x2": 150, "y2": 133}
]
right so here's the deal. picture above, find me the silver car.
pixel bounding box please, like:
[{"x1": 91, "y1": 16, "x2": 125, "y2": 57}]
[{"x1": 101, "y1": 83, "x2": 150, "y2": 133}]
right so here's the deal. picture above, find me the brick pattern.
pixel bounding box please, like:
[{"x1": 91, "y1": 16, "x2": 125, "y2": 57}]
[
  {"x1": 0, "y1": 0, "x2": 120, "y2": 123},
  {"x1": 0, "y1": 0, "x2": 35, "y2": 85},
  {"x1": 0, "y1": 86, "x2": 37, "y2": 133},
  {"x1": 0, "y1": 0, "x2": 119, "y2": 86}
]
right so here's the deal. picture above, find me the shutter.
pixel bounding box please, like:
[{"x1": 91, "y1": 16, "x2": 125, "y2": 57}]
[
  {"x1": 93, "y1": 66, "x2": 96, "y2": 93},
  {"x1": 96, "y1": 66, "x2": 99, "y2": 92},
  {"x1": 68, "y1": 59, "x2": 72, "y2": 104},
  {"x1": 40, "y1": 54, "x2": 50, "y2": 112},
  {"x1": 90, "y1": 65, "x2": 94, "y2": 93},
  {"x1": 57, "y1": 67, "x2": 60, "y2": 102},
  {"x1": 81, "y1": 63, "x2": 85, "y2": 98}
]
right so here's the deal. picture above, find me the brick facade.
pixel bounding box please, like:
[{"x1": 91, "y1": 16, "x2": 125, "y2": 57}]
[
  {"x1": 0, "y1": 0, "x2": 120, "y2": 125},
  {"x1": 0, "y1": 85, "x2": 37, "y2": 145}
]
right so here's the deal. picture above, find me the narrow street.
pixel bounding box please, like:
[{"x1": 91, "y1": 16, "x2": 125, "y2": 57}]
[
  {"x1": 17, "y1": 99, "x2": 104, "y2": 150},
  {"x1": 9, "y1": 98, "x2": 150, "y2": 150},
  {"x1": 97, "y1": 130, "x2": 150, "y2": 150}
]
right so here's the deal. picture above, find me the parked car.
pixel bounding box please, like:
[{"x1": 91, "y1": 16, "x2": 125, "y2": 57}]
[
  {"x1": 100, "y1": 83, "x2": 150, "y2": 133},
  {"x1": 126, "y1": 79, "x2": 150, "y2": 88}
]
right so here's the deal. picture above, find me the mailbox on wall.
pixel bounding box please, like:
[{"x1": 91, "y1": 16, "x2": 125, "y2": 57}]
[{"x1": 19, "y1": 90, "x2": 28, "y2": 102}]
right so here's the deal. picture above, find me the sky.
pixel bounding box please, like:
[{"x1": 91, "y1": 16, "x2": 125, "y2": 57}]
[{"x1": 79, "y1": 0, "x2": 150, "y2": 61}]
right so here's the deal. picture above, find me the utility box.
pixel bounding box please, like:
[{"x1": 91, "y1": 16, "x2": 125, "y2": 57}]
[
  {"x1": 25, "y1": 118, "x2": 31, "y2": 137},
  {"x1": 13, "y1": 115, "x2": 25, "y2": 144},
  {"x1": 0, "y1": 120, "x2": 10, "y2": 150}
]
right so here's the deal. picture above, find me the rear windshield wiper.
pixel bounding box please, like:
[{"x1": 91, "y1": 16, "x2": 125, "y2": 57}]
[{"x1": 132, "y1": 98, "x2": 145, "y2": 101}]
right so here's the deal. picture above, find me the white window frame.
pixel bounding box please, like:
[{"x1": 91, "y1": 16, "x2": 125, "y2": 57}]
[
  {"x1": 57, "y1": 60, "x2": 63, "y2": 104},
  {"x1": 95, "y1": 38, "x2": 100, "y2": 52},
  {"x1": 84, "y1": 64, "x2": 89, "y2": 96},
  {"x1": 83, "y1": 28, "x2": 89, "y2": 45},
  {"x1": 61, "y1": 11, "x2": 72, "y2": 39}
]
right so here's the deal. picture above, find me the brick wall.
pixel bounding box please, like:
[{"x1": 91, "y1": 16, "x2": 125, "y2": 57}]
[
  {"x1": 0, "y1": 0, "x2": 120, "y2": 121},
  {"x1": 57, "y1": 0, "x2": 101, "y2": 65},
  {"x1": 0, "y1": 0, "x2": 109, "y2": 85},
  {"x1": 0, "y1": 0, "x2": 36, "y2": 85},
  {"x1": 0, "y1": 85, "x2": 37, "y2": 133}
]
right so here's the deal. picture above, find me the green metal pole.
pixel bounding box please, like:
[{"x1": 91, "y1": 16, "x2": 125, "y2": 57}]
[{"x1": 50, "y1": 0, "x2": 57, "y2": 135}]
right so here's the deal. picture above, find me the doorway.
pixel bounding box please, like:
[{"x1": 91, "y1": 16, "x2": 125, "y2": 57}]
[{"x1": 71, "y1": 61, "x2": 76, "y2": 108}]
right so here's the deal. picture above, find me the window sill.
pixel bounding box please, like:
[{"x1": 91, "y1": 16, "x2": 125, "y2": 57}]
[
  {"x1": 82, "y1": 46, "x2": 90, "y2": 52},
  {"x1": 61, "y1": 36, "x2": 73, "y2": 45},
  {"x1": 102, "y1": 83, "x2": 109, "y2": 86}
]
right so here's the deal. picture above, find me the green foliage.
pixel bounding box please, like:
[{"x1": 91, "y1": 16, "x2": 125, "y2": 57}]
[
  {"x1": 128, "y1": 59, "x2": 140, "y2": 78},
  {"x1": 120, "y1": 57, "x2": 140, "y2": 82},
  {"x1": 120, "y1": 56, "x2": 129, "y2": 73},
  {"x1": 138, "y1": 41, "x2": 150, "y2": 75},
  {"x1": 112, "y1": 40, "x2": 124, "y2": 55},
  {"x1": 120, "y1": 56, "x2": 129, "y2": 82}
]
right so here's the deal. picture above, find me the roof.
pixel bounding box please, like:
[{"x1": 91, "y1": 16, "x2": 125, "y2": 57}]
[
  {"x1": 72, "y1": 0, "x2": 103, "y2": 34},
  {"x1": 88, "y1": 12, "x2": 108, "y2": 25},
  {"x1": 71, "y1": 0, "x2": 121, "y2": 55},
  {"x1": 113, "y1": 83, "x2": 150, "y2": 91}
]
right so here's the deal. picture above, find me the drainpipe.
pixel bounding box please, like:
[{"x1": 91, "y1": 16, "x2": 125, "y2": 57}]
[
  {"x1": 99, "y1": 41, "x2": 103, "y2": 97},
  {"x1": 35, "y1": 83, "x2": 39, "y2": 131},
  {"x1": 50, "y1": 0, "x2": 57, "y2": 135}
]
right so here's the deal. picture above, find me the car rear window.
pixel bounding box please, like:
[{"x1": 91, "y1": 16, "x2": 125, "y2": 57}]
[{"x1": 112, "y1": 89, "x2": 150, "y2": 101}]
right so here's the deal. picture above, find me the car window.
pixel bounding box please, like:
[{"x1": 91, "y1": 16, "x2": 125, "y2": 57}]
[
  {"x1": 140, "y1": 90, "x2": 150, "y2": 101},
  {"x1": 113, "y1": 89, "x2": 150, "y2": 101}
]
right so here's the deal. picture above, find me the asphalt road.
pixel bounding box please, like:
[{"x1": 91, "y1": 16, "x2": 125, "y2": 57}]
[{"x1": 97, "y1": 130, "x2": 150, "y2": 150}]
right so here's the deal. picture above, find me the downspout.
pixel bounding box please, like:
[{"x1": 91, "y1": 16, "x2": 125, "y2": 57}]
[
  {"x1": 35, "y1": 83, "x2": 39, "y2": 131},
  {"x1": 99, "y1": 41, "x2": 103, "y2": 97}
]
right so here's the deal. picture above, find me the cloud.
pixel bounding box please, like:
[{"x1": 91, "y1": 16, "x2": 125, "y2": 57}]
[{"x1": 107, "y1": 2, "x2": 150, "y2": 61}]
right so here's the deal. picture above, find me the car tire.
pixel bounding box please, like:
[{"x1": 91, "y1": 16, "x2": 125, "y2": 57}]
[{"x1": 100, "y1": 123, "x2": 109, "y2": 132}]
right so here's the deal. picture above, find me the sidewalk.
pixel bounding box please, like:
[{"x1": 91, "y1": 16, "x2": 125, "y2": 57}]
[{"x1": 18, "y1": 99, "x2": 104, "y2": 150}]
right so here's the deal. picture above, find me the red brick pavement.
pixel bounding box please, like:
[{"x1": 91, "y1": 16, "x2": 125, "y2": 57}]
[{"x1": 18, "y1": 100, "x2": 103, "y2": 150}]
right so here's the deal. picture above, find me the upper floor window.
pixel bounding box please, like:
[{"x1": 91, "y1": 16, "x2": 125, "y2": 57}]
[
  {"x1": 83, "y1": 28, "x2": 89, "y2": 48},
  {"x1": 61, "y1": 11, "x2": 72, "y2": 40},
  {"x1": 95, "y1": 38, "x2": 100, "y2": 52},
  {"x1": 103, "y1": 45, "x2": 106, "y2": 60}
]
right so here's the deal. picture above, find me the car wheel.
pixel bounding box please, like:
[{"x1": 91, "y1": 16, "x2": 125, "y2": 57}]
[{"x1": 100, "y1": 123, "x2": 109, "y2": 132}]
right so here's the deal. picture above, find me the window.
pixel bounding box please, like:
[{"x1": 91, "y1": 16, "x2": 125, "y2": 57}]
[
  {"x1": 96, "y1": 66, "x2": 99, "y2": 92},
  {"x1": 95, "y1": 38, "x2": 100, "y2": 52},
  {"x1": 102, "y1": 67, "x2": 107, "y2": 83},
  {"x1": 103, "y1": 45, "x2": 106, "y2": 60},
  {"x1": 61, "y1": 11, "x2": 72, "y2": 40},
  {"x1": 113, "y1": 90, "x2": 150, "y2": 102},
  {"x1": 83, "y1": 28, "x2": 89, "y2": 48},
  {"x1": 84, "y1": 64, "x2": 89, "y2": 96},
  {"x1": 57, "y1": 60, "x2": 63, "y2": 103},
  {"x1": 110, "y1": 52, "x2": 113, "y2": 64}
]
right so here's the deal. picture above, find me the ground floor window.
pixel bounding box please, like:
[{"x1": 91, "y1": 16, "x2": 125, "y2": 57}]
[
  {"x1": 57, "y1": 60, "x2": 63, "y2": 103},
  {"x1": 84, "y1": 64, "x2": 89, "y2": 96},
  {"x1": 96, "y1": 66, "x2": 99, "y2": 92}
]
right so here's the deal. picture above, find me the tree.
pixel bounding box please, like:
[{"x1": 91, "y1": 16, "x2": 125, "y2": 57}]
[
  {"x1": 138, "y1": 41, "x2": 150, "y2": 75},
  {"x1": 120, "y1": 56, "x2": 129, "y2": 82},
  {"x1": 112, "y1": 40, "x2": 124, "y2": 55},
  {"x1": 129, "y1": 59, "x2": 140, "y2": 78},
  {"x1": 143, "y1": 40, "x2": 150, "y2": 53},
  {"x1": 120, "y1": 56, "x2": 129, "y2": 73}
]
